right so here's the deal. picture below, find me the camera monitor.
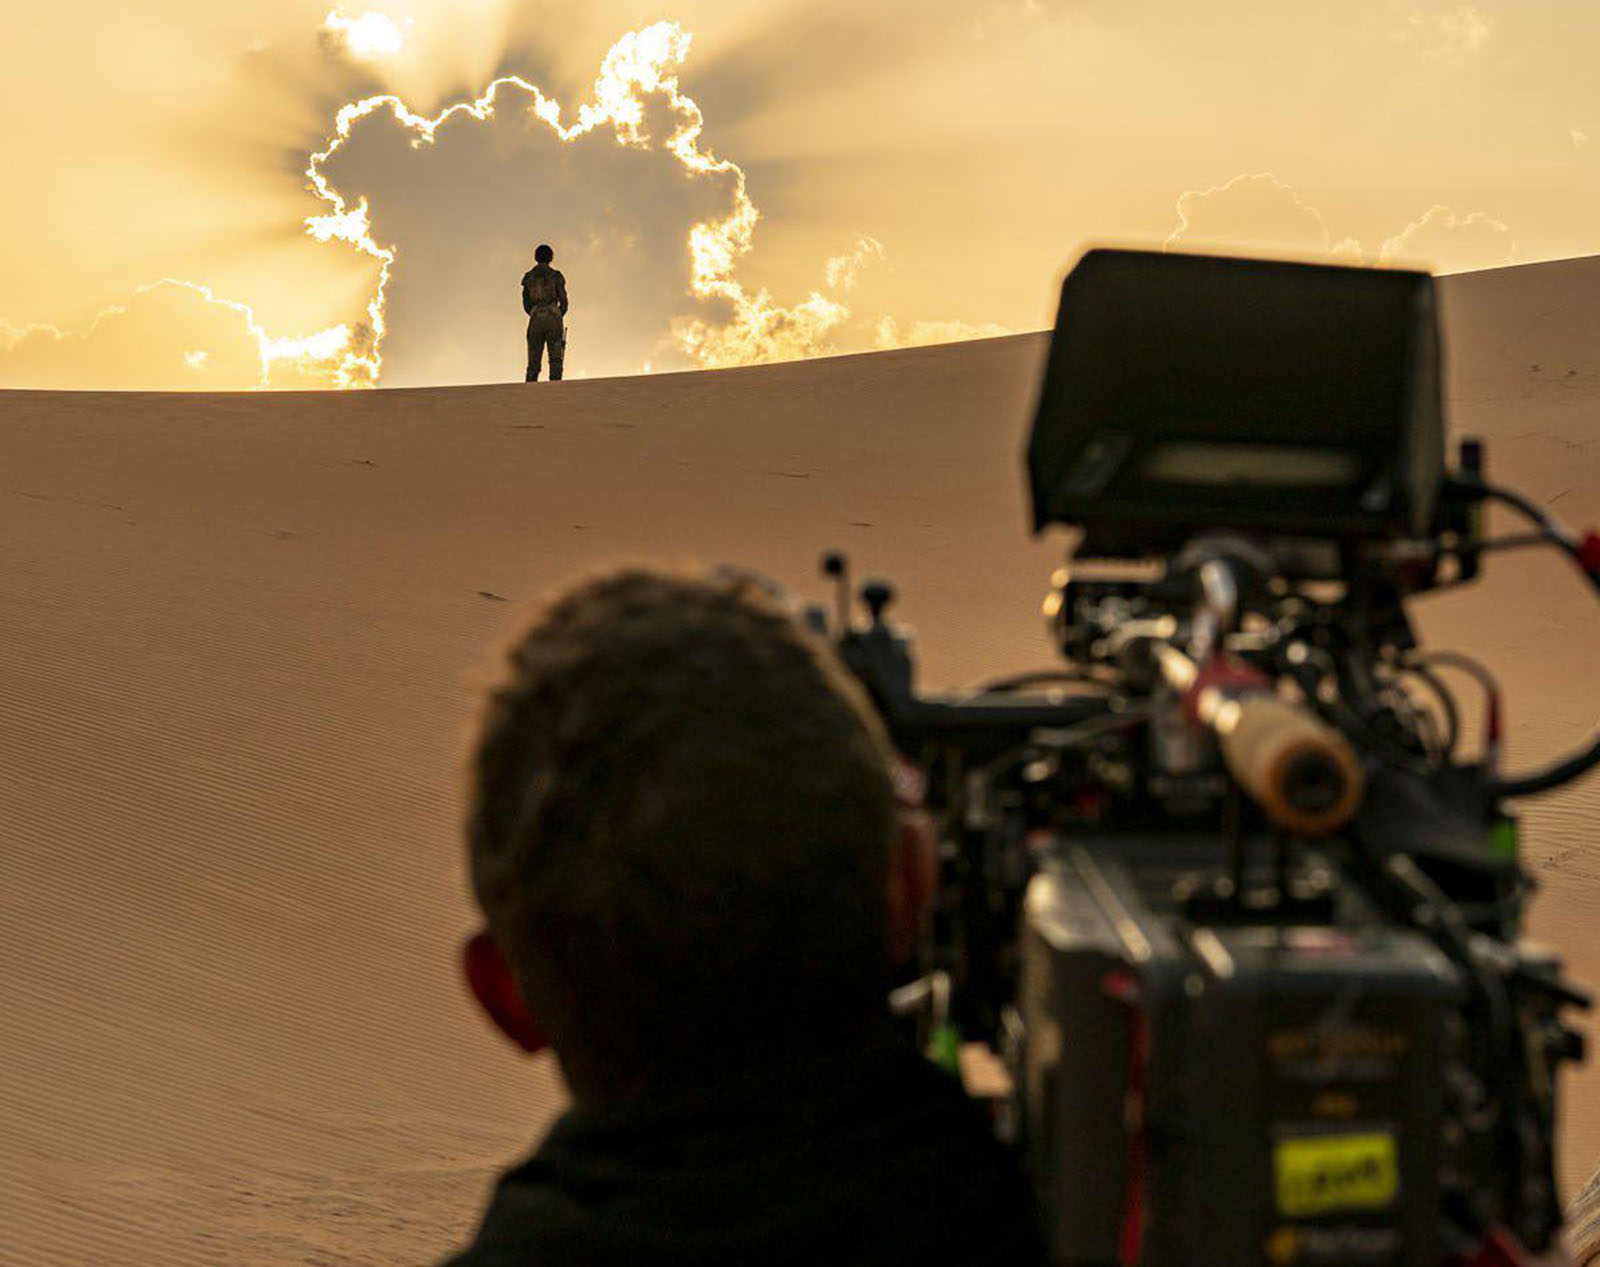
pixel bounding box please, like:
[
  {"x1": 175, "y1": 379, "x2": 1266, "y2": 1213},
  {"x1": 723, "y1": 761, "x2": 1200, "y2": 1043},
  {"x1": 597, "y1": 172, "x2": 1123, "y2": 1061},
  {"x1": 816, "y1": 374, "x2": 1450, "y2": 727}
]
[{"x1": 1027, "y1": 249, "x2": 1444, "y2": 555}]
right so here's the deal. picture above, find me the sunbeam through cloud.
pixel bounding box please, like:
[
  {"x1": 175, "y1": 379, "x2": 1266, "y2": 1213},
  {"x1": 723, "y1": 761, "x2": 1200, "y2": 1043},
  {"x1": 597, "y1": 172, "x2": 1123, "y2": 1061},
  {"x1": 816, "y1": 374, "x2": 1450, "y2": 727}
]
[{"x1": 301, "y1": 21, "x2": 908, "y2": 385}]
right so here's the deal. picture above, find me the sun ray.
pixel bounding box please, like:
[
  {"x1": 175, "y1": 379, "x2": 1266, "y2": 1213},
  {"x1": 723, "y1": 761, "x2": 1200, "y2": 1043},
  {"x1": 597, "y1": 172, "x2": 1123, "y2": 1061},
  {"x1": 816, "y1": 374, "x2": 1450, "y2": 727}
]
[{"x1": 301, "y1": 20, "x2": 863, "y2": 385}]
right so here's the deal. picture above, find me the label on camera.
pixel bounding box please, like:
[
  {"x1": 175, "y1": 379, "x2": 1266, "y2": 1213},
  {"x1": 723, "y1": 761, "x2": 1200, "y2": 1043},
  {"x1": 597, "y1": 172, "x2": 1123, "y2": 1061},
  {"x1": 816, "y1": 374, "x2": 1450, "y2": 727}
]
[
  {"x1": 1266, "y1": 1222, "x2": 1402, "y2": 1266},
  {"x1": 1274, "y1": 1131, "x2": 1398, "y2": 1218}
]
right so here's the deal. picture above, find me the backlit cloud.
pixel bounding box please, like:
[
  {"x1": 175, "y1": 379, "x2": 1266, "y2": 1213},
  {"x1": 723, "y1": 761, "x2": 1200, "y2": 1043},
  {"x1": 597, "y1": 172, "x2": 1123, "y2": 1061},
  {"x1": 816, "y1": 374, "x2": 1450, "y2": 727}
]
[
  {"x1": 1166, "y1": 173, "x2": 1513, "y2": 275},
  {"x1": 0, "y1": 281, "x2": 350, "y2": 390},
  {"x1": 1379, "y1": 205, "x2": 1515, "y2": 272},
  {"x1": 825, "y1": 237, "x2": 886, "y2": 292},
  {"x1": 303, "y1": 22, "x2": 953, "y2": 384},
  {"x1": 1164, "y1": 173, "x2": 1337, "y2": 261},
  {"x1": 875, "y1": 317, "x2": 1012, "y2": 350},
  {"x1": 320, "y1": 8, "x2": 412, "y2": 62},
  {"x1": 0, "y1": 19, "x2": 975, "y2": 391}
]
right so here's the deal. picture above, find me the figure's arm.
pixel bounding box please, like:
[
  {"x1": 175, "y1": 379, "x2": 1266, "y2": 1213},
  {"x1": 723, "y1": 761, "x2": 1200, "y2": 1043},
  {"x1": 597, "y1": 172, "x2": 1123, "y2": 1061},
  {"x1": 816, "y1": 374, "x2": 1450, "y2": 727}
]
[
  {"x1": 520, "y1": 276, "x2": 532, "y2": 315},
  {"x1": 559, "y1": 273, "x2": 569, "y2": 317}
]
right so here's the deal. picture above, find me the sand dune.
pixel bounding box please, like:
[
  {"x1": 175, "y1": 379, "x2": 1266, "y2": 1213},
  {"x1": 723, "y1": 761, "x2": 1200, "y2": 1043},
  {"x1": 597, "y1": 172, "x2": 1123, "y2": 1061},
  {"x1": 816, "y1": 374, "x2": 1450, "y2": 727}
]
[{"x1": 2, "y1": 257, "x2": 1598, "y2": 1264}]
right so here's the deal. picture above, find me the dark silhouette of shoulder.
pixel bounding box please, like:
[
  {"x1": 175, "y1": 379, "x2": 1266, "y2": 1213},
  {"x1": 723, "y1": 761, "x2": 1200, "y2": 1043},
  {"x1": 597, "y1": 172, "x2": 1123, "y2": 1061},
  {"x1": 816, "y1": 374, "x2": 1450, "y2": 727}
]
[
  {"x1": 521, "y1": 264, "x2": 568, "y2": 317},
  {"x1": 438, "y1": 1024, "x2": 1045, "y2": 1266},
  {"x1": 520, "y1": 265, "x2": 567, "y2": 287}
]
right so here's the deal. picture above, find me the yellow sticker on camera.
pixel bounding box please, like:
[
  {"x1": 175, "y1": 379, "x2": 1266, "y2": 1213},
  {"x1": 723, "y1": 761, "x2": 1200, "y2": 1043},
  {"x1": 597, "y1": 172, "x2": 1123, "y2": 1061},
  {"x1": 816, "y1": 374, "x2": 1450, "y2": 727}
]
[{"x1": 1275, "y1": 1131, "x2": 1398, "y2": 1218}]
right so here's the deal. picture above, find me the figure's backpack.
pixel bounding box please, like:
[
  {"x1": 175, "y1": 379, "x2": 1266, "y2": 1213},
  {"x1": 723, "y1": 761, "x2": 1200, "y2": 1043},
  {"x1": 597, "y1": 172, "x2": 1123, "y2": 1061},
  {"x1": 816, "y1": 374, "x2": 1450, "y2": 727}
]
[{"x1": 525, "y1": 269, "x2": 561, "y2": 315}]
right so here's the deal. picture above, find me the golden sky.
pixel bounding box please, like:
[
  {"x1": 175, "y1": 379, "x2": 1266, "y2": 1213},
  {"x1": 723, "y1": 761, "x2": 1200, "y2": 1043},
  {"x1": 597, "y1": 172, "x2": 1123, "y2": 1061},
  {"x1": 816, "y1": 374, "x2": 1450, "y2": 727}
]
[{"x1": 2, "y1": 0, "x2": 1597, "y2": 389}]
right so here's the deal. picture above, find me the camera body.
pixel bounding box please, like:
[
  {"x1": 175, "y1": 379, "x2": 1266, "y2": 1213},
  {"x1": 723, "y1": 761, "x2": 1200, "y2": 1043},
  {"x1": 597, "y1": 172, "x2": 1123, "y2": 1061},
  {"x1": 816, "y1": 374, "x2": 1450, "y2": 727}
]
[
  {"x1": 1021, "y1": 839, "x2": 1456, "y2": 1267},
  {"x1": 815, "y1": 251, "x2": 1590, "y2": 1266}
]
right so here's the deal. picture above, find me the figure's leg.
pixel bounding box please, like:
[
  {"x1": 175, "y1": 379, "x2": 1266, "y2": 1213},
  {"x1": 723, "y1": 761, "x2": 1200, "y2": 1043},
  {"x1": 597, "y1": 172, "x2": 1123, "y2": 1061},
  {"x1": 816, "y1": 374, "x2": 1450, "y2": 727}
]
[
  {"x1": 525, "y1": 328, "x2": 540, "y2": 382},
  {"x1": 549, "y1": 327, "x2": 564, "y2": 382}
]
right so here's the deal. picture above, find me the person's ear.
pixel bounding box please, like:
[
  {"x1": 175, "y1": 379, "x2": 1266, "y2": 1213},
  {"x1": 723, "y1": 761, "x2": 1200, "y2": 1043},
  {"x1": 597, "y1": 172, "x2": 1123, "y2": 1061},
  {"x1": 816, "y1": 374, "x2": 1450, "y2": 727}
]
[
  {"x1": 462, "y1": 930, "x2": 549, "y2": 1055},
  {"x1": 887, "y1": 809, "x2": 938, "y2": 966}
]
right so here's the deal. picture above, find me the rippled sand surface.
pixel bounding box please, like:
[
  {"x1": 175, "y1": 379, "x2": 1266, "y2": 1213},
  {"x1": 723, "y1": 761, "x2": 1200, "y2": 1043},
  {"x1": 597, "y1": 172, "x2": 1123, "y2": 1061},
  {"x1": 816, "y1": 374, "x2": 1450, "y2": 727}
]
[{"x1": 3, "y1": 258, "x2": 1597, "y2": 1263}]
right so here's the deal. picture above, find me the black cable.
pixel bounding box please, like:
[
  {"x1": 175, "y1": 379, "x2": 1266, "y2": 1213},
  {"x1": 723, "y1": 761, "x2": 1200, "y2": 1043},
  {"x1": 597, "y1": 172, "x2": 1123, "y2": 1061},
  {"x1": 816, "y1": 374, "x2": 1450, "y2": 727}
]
[
  {"x1": 982, "y1": 706, "x2": 1155, "y2": 784},
  {"x1": 1481, "y1": 482, "x2": 1577, "y2": 542},
  {"x1": 1475, "y1": 532, "x2": 1550, "y2": 554},
  {"x1": 1412, "y1": 650, "x2": 1499, "y2": 699},
  {"x1": 1477, "y1": 479, "x2": 1600, "y2": 597},
  {"x1": 1446, "y1": 476, "x2": 1600, "y2": 797},
  {"x1": 963, "y1": 668, "x2": 1116, "y2": 697},
  {"x1": 1404, "y1": 651, "x2": 1501, "y2": 765},
  {"x1": 1385, "y1": 854, "x2": 1515, "y2": 1111},
  {"x1": 1493, "y1": 738, "x2": 1600, "y2": 799}
]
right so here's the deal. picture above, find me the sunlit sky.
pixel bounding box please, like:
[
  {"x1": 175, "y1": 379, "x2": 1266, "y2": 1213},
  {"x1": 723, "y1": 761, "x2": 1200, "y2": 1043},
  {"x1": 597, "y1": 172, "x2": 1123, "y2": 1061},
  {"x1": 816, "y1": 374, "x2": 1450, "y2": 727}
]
[{"x1": 3, "y1": 0, "x2": 1598, "y2": 389}]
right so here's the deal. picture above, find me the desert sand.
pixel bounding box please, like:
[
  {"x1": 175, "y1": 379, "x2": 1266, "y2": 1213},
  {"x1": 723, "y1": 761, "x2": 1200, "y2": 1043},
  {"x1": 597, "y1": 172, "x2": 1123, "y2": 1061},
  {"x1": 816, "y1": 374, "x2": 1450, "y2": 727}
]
[{"x1": 2, "y1": 255, "x2": 1598, "y2": 1264}]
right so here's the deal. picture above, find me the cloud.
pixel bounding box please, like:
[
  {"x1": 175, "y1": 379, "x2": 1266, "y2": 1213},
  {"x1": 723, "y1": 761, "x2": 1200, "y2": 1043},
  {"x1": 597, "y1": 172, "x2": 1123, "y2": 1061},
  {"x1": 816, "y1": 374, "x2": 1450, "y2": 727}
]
[
  {"x1": 1378, "y1": 205, "x2": 1515, "y2": 272},
  {"x1": 302, "y1": 22, "x2": 966, "y2": 384},
  {"x1": 671, "y1": 292, "x2": 854, "y2": 370},
  {"x1": 1573, "y1": 127, "x2": 1590, "y2": 149},
  {"x1": 874, "y1": 317, "x2": 1012, "y2": 349},
  {"x1": 0, "y1": 20, "x2": 1015, "y2": 392},
  {"x1": 825, "y1": 237, "x2": 885, "y2": 292},
  {"x1": 320, "y1": 8, "x2": 413, "y2": 62},
  {"x1": 1165, "y1": 172, "x2": 1337, "y2": 261},
  {"x1": 1166, "y1": 173, "x2": 1514, "y2": 274},
  {"x1": 0, "y1": 319, "x2": 61, "y2": 352},
  {"x1": 0, "y1": 281, "x2": 351, "y2": 390},
  {"x1": 1328, "y1": 237, "x2": 1366, "y2": 264},
  {"x1": 301, "y1": 23, "x2": 742, "y2": 382},
  {"x1": 668, "y1": 235, "x2": 891, "y2": 370}
]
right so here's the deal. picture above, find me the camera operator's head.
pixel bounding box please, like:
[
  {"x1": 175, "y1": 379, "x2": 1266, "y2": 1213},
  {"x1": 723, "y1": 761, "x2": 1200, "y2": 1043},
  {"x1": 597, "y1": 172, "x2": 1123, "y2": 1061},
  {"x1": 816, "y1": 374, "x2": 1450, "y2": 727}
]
[{"x1": 462, "y1": 565, "x2": 934, "y2": 1104}]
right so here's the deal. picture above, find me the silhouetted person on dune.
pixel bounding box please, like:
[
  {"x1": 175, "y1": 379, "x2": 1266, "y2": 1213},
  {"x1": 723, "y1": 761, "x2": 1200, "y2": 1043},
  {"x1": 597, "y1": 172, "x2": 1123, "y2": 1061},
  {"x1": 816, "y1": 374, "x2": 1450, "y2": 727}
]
[{"x1": 522, "y1": 243, "x2": 568, "y2": 382}]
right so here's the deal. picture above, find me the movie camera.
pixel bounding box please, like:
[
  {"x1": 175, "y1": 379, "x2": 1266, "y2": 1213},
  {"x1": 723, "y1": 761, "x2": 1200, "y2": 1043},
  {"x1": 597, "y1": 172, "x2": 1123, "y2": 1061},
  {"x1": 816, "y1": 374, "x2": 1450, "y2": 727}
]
[{"x1": 811, "y1": 251, "x2": 1600, "y2": 1267}]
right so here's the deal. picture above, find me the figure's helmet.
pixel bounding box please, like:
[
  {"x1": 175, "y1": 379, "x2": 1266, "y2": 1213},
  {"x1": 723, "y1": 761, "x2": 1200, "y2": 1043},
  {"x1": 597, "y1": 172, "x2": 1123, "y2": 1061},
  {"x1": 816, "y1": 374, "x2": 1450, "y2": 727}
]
[{"x1": 535, "y1": 243, "x2": 554, "y2": 264}]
